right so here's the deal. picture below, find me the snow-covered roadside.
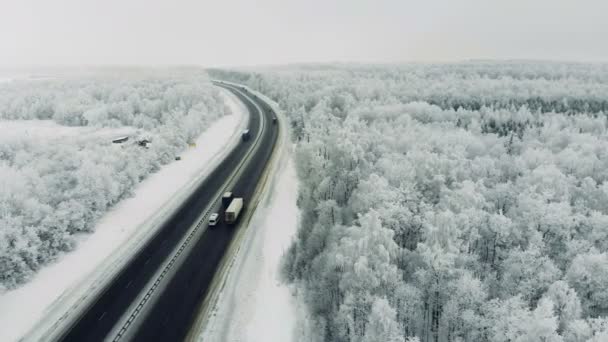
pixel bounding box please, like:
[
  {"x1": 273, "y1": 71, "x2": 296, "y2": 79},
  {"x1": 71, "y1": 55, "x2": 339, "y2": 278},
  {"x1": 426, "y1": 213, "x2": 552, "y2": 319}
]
[
  {"x1": 0, "y1": 89, "x2": 247, "y2": 342},
  {"x1": 197, "y1": 148, "x2": 299, "y2": 342}
]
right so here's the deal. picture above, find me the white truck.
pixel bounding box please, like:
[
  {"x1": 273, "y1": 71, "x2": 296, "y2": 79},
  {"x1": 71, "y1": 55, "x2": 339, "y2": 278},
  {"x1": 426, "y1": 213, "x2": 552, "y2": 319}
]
[{"x1": 225, "y1": 198, "x2": 243, "y2": 224}]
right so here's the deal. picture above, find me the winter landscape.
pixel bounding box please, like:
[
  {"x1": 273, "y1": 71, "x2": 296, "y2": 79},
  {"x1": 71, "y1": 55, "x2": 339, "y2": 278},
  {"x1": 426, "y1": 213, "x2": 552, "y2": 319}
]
[
  {"x1": 212, "y1": 62, "x2": 608, "y2": 341},
  {"x1": 2, "y1": 1, "x2": 608, "y2": 342},
  {"x1": 0, "y1": 69, "x2": 229, "y2": 287}
]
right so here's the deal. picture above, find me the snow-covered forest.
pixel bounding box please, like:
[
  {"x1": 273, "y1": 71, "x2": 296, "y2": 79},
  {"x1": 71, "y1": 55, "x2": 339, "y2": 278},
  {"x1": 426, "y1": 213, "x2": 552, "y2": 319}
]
[
  {"x1": 211, "y1": 62, "x2": 608, "y2": 342},
  {"x1": 0, "y1": 69, "x2": 228, "y2": 290}
]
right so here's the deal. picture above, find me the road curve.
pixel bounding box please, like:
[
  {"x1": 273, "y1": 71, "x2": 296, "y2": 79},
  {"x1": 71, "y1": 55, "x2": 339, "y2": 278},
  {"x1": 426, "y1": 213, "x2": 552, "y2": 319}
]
[{"x1": 55, "y1": 83, "x2": 279, "y2": 342}]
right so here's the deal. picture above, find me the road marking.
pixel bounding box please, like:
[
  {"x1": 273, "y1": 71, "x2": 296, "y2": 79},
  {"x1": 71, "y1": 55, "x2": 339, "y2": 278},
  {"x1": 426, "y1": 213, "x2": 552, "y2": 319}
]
[
  {"x1": 98, "y1": 312, "x2": 107, "y2": 321},
  {"x1": 125, "y1": 280, "x2": 133, "y2": 289},
  {"x1": 144, "y1": 258, "x2": 150, "y2": 265}
]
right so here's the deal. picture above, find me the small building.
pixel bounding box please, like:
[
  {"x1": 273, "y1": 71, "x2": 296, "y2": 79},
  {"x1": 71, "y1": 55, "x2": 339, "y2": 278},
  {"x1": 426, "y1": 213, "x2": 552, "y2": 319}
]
[
  {"x1": 137, "y1": 139, "x2": 151, "y2": 148},
  {"x1": 112, "y1": 136, "x2": 129, "y2": 144}
]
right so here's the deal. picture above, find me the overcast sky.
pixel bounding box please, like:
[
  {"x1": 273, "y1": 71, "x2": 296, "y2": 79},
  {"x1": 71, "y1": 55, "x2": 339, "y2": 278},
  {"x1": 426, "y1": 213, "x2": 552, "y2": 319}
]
[{"x1": 1, "y1": 0, "x2": 607, "y2": 67}]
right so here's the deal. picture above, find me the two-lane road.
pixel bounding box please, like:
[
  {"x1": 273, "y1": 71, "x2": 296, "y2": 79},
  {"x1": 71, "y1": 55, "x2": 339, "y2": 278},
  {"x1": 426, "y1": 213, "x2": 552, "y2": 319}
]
[{"x1": 55, "y1": 83, "x2": 279, "y2": 342}]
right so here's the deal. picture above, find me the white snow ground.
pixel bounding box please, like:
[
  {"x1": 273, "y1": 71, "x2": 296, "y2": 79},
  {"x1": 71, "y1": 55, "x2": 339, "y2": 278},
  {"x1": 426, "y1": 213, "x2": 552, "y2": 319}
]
[
  {"x1": 197, "y1": 148, "x2": 299, "y2": 342},
  {"x1": 0, "y1": 89, "x2": 247, "y2": 342}
]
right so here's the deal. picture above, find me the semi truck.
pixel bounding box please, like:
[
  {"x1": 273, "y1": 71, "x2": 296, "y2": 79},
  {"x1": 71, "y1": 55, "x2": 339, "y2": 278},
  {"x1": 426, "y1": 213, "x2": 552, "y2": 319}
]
[
  {"x1": 241, "y1": 129, "x2": 251, "y2": 141},
  {"x1": 225, "y1": 198, "x2": 243, "y2": 224}
]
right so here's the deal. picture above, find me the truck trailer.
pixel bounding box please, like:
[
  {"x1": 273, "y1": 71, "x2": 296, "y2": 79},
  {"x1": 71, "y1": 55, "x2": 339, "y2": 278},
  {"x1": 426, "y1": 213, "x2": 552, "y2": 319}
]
[{"x1": 225, "y1": 198, "x2": 243, "y2": 224}]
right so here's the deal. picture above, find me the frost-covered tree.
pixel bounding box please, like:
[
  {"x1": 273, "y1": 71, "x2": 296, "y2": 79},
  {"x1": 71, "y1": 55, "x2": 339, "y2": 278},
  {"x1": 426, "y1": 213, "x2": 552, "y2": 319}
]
[
  {"x1": 486, "y1": 297, "x2": 562, "y2": 342},
  {"x1": 543, "y1": 281, "x2": 582, "y2": 334},
  {"x1": 362, "y1": 298, "x2": 404, "y2": 342},
  {"x1": 566, "y1": 251, "x2": 608, "y2": 316}
]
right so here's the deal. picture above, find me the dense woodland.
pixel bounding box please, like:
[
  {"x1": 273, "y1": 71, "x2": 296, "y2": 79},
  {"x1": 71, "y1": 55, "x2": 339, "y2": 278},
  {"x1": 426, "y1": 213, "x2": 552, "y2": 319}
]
[
  {"x1": 0, "y1": 70, "x2": 228, "y2": 289},
  {"x1": 211, "y1": 63, "x2": 608, "y2": 342}
]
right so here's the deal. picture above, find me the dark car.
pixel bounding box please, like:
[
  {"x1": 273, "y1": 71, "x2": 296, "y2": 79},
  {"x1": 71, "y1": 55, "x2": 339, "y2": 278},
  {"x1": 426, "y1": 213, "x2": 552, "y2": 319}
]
[{"x1": 241, "y1": 129, "x2": 251, "y2": 141}]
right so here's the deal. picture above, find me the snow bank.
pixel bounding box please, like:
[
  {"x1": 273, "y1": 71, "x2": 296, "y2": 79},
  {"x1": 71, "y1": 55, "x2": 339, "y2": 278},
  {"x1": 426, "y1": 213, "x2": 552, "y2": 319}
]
[
  {"x1": 197, "y1": 150, "x2": 299, "y2": 342},
  {"x1": 0, "y1": 89, "x2": 247, "y2": 342}
]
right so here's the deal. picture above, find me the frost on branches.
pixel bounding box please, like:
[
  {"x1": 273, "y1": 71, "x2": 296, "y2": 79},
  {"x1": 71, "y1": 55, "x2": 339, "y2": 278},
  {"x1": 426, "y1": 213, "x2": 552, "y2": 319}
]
[
  {"x1": 212, "y1": 62, "x2": 608, "y2": 342},
  {"x1": 0, "y1": 69, "x2": 228, "y2": 290}
]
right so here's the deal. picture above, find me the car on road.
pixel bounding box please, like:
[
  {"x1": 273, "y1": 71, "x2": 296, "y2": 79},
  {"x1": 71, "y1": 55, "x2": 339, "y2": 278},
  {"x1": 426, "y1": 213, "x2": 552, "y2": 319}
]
[
  {"x1": 241, "y1": 129, "x2": 251, "y2": 141},
  {"x1": 208, "y1": 213, "x2": 219, "y2": 227}
]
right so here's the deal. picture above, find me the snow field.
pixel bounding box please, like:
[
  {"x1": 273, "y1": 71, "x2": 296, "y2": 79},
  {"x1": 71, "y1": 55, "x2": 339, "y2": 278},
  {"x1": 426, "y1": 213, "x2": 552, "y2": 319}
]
[{"x1": 240, "y1": 154, "x2": 299, "y2": 341}]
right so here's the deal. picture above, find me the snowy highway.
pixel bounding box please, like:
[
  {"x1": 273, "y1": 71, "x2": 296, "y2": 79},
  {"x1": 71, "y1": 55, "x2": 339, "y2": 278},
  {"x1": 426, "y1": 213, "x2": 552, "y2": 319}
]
[{"x1": 51, "y1": 83, "x2": 280, "y2": 342}]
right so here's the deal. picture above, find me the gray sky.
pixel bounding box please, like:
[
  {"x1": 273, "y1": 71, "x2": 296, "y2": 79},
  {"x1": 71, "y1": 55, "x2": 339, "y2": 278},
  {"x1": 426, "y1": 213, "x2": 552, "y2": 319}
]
[{"x1": 1, "y1": 0, "x2": 607, "y2": 67}]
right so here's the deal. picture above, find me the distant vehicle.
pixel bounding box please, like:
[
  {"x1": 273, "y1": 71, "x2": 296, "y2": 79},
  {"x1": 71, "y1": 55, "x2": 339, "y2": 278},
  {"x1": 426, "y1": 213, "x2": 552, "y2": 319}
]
[
  {"x1": 175, "y1": 156, "x2": 181, "y2": 161},
  {"x1": 222, "y1": 192, "x2": 233, "y2": 207},
  {"x1": 112, "y1": 136, "x2": 129, "y2": 144},
  {"x1": 272, "y1": 117, "x2": 277, "y2": 124},
  {"x1": 225, "y1": 198, "x2": 243, "y2": 224},
  {"x1": 208, "y1": 213, "x2": 219, "y2": 227},
  {"x1": 241, "y1": 129, "x2": 251, "y2": 141}
]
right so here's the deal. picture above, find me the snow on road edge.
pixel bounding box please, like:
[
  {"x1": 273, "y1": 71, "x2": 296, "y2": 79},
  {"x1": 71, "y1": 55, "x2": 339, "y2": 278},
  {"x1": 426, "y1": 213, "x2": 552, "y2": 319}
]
[
  {"x1": 0, "y1": 88, "x2": 247, "y2": 342},
  {"x1": 196, "y1": 144, "x2": 299, "y2": 342}
]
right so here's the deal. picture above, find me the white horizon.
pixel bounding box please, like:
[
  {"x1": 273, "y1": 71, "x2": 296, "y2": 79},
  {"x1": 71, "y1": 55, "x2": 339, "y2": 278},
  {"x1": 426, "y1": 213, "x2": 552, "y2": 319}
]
[{"x1": 2, "y1": 0, "x2": 608, "y2": 67}]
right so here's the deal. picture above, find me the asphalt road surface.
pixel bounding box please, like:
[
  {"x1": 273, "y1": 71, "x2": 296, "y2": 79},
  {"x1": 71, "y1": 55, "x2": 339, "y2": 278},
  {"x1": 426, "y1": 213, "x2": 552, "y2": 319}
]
[{"x1": 57, "y1": 83, "x2": 279, "y2": 342}]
